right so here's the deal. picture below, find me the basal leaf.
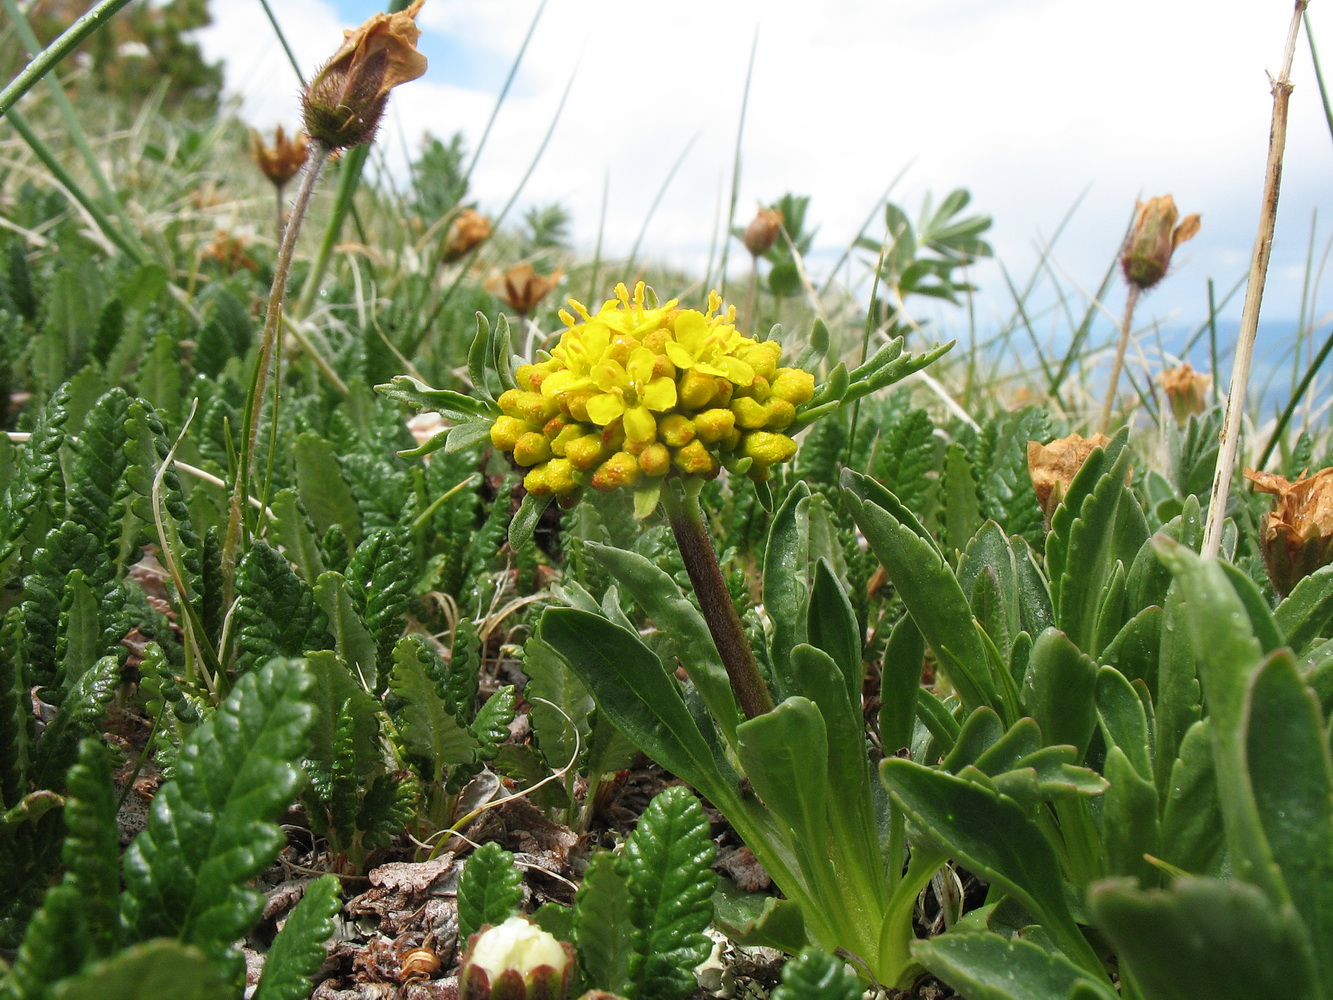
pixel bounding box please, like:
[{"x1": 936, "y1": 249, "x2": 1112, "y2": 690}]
[
  {"x1": 251, "y1": 875, "x2": 339, "y2": 1000},
  {"x1": 232, "y1": 542, "x2": 330, "y2": 675},
  {"x1": 769, "y1": 948, "x2": 863, "y2": 1000},
  {"x1": 457, "y1": 842, "x2": 523, "y2": 944},
  {"x1": 574, "y1": 850, "x2": 632, "y2": 994},
  {"x1": 912, "y1": 932, "x2": 1116, "y2": 1000},
  {"x1": 623, "y1": 786, "x2": 717, "y2": 1000},
  {"x1": 30, "y1": 655, "x2": 117, "y2": 792},
  {"x1": 120, "y1": 658, "x2": 314, "y2": 967},
  {"x1": 61, "y1": 739, "x2": 120, "y2": 957},
  {"x1": 521, "y1": 635, "x2": 593, "y2": 769},
  {"x1": 345, "y1": 529, "x2": 412, "y2": 666},
  {"x1": 47, "y1": 939, "x2": 231, "y2": 1000},
  {"x1": 388, "y1": 636, "x2": 479, "y2": 782},
  {"x1": 1022, "y1": 628, "x2": 1096, "y2": 759},
  {"x1": 311, "y1": 572, "x2": 378, "y2": 694},
  {"x1": 293, "y1": 434, "x2": 362, "y2": 548}
]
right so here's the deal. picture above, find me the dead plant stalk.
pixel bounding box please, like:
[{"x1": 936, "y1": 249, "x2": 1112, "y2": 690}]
[{"x1": 1202, "y1": 0, "x2": 1308, "y2": 558}]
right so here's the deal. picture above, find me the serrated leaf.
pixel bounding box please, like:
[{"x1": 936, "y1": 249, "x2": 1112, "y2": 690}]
[
  {"x1": 623, "y1": 786, "x2": 717, "y2": 1000},
  {"x1": 120, "y1": 658, "x2": 314, "y2": 965},
  {"x1": 575, "y1": 850, "x2": 632, "y2": 994},
  {"x1": 232, "y1": 542, "x2": 330, "y2": 674},
  {"x1": 268, "y1": 490, "x2": 326, "y2": 585},
  {"x1": 770, "y1": 948, "x2": 863, "y2": 1000},
  {"x1": 470, "y1": 685, "x2": 516, "y2": 762},
  {"x1": 389, "y1": 636, "x2": 479, "y2": 781},
  {"x1": 293, "y1": 434, "x2": 362, "y2": 548},
  {"x1": 312, "y1": 572, "x2": 378, "y2": 693},
  {"x1": 345, "y1": 529, "x2": 412, "y2": 666},
  {"x1": 457, "y1": 842, "x2": 524, "y2": 943},
  {"x1": 61, "y1": 739, "x2": 120, "y2": 957},
  {"x1": 251, "y1": 875, "x2": 339, "y2": 1000},
  {"x1": 522, "y1": 636, "x2": 593, "y2": 769},
  {"x1": 48, "y1": 939, "x2": 232, "y2": 1000},
  {"x1": 31, "y1": 655, "x2": 117, "y2": 792}
]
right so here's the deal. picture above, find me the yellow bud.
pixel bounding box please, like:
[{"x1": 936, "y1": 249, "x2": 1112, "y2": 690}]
[
  {"x1": 770, "y1": 367, "x2": 815, "y2": 405},
  {"x1": 764, "y1": 399, "x2": 796, "y2": 430},
  {"x1": 673, "y1": 439, "x2": 720, "y2": 478},
  {"x1": 565, "y1": 433, "x2": 607, "y2": 470},
  {"x1": 561, "y1": 388, "x2": 595, "y2": 423},
  {"x1": 731, "y1": 397, "x2": 769, "y2": 430},
  {"x1": 523, "y1": 464, "x2": 553, "y2": 496},
  {"x1": 516, "y1": 363, "x2": 555, "y2": 392},
  {"x1": 738, "y1": 341, "x2": 782, "y2": 381},
  {"x1": 694, "y1": 408, "x2": 736, "y2": 444},
  {"x1": 499, "y1": 389, "x2": 558, "y2": 425},
  {"x1": 544, "y1": 457, "x2": 578, "y2": 496},
  {"x1": 549, "y1": 422, "x2": 583, "y2": 456},
  {"x1": 638, "y1": 442, "x2": 671, "y2": 477},
  {"x1": 513, "y1": 432, "x2": 553, "y2": 467},
  {"x1": 490, "y1": 415, "x2": 535, "y2": 452},
  {"x1": 679, "y1": 369, "x2": 720, "y2": 409},
  {"x1": 659, "y1": 414, "x2": 696, "y2": 448},
  {"x1": 592, "y1": 452, "x2": 640, "y2": 492},
  {"x1": 743, "y1": 431, "x2": 798, "y2": 476}
]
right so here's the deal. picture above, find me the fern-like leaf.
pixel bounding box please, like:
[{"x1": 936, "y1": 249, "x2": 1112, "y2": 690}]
[
  {"x1": 573, "y1": 850, "x2": 632, "y2": 994},
  {"x1": 231, "y1": 542, "x2": 330, "y2": 674},
  {"x1": 0, "y1": 382, "x2": 69, "y2": 571},
  {"x1": 457, "y1": 841, "x2": 524, "y2": 943},
  {"x1": 388, "y1": 636, "x2": 479, "y2": 782},
  {"x1": 120, "y1": 658, "x2": 314, "y2": 970},
  {"x1": 66, "y1": 389, "x2": 133, "y2": 573},
  {"x1": 770, "y1": 948, "x2": 863, "y2": 1000},
  {"x1": 61, "y1": 739, "x2": 120, "y2": 957},
  {"x1": 46, "y1": 939, "x2": 232, "y2": 1000},
  {"x1": 622, "y1": 786, "x2": 717, "y2": 1000},
  {"x1": 470, "y1": 685, "x2": 516, "y2": 763},
  {"x1": 354, "y1": 774, "x2": 418, "y2": 850},
  {"x1": 30, "y1": 656, "x2": 117, "y2": 792},
  {"x1": 0, "y1": 612, "x2": 30, "y2": 810},
  {"x1": 443, "y1": 619, "x2": 481, "y2": 722},
  {"x1": 346, "y1": 529, "x2": 413, "y2": 666},
  {"x1": 251, "y1": 875, "x2": 339, "y2": 1000}
]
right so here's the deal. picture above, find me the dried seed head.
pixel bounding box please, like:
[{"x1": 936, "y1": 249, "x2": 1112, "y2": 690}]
[
  {"x1": 442, "y1": 208, "x2": 492, "y2": 263},
  {"x1": 1157, "y1": 363, "x2": 1210, "y2": 424},
  {"x1": 1245, "y1": 467, "x2": 1333, "y2": 596},
  {"x1": 302, "y1": 0, "x2": 427, "y2": 150},
  {"x1": 1120, "y1": 195, "x2": 1200, "y2": 290},
  {"x1": 249, "y1": 125, "x2": 309, "y2": 188},
  {"x1": 485, "y1": 263, "x2": 564, "y2": 315}
]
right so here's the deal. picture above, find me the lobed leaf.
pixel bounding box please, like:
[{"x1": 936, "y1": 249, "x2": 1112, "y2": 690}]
[
  {"x1": 769, "y1": 948, "x2": 863, "y2": 1000},
  {"x1": 457, "y1": 842, "x2": 524, "y2": 944},
  {"x1": 251, "y1": 875, "x2": 340, "y2": 1000}
]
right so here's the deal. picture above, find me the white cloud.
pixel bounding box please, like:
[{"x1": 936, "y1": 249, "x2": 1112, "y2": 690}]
[{"x1": 198, "y1": 0, "x2": 1333, "y2": 330}]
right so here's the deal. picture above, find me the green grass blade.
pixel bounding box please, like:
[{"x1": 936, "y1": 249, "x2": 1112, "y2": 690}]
[{"x1": 0, "y1": 0, "x2": 135, "y2": 117}]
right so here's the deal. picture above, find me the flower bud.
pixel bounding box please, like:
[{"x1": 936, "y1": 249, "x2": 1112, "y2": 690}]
[
  {"x1": 638, "y1": 442, "x2": 671, "y2": 477},
  {"x1": 770, "y1": 367, "x2": 815, "y2": 405},
  {"x1": 693, "y1": 408, "x2": 736, "y2": 444},
  {"x1": 459, "y1": 915, "x2": 574, "y2": 1000},
  {"x1": 1245, "y1": 467, "x2": 1333, "y2": 596},
  {"x1": 658, "y1": 413, "x2": 696, "y2": 448},
  {"x1": 742, "y1": 431, "x2": 797, "y2": 479},
  {"x1": 1120, "y1": 195, "x2": 1201, "y2": 290},
  {"x1": 302, "y1": 0, "x2": 427, "y2": 150},
  {"x1": 1027, "y1": 433, "x2": 1110, "y2": 520},
  {"x1": 443, "y1": 208, "x2": 492, "y2": 263},
  {"x1": 490, "y1": 415, "x2": 535, "y2": 451},
  {"x1": 742, "y1": 206, "x2": 783, "y2": 257},
  {"x1": 731, "y1": 397, "x2": 769, "y2": 430},
  {"x1": 591, "y1": 452, "x2": 640, "y2": 491},
  {"x1": 672, "y1": 439, "x2": 720, "y2": 478},
  {"x1": 513, "y1": 432, "x2": 553, "y2": 467},
  {"x1": 1157, "y1": 363, "x2": 1210, "y2": 424}
]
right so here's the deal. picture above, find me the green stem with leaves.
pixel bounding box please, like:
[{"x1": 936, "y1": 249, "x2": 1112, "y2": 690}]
[
  {"x1": 661, "y1": 481, "x2": 774, "y2": 720},
  {"x1": 222, "y1": 142, "x2": 332, "y2": 607}
]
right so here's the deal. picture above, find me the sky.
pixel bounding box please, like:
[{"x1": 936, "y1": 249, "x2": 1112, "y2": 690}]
[{"x1": 196, "y1": 0, "x2": 1333, "y2": 358}]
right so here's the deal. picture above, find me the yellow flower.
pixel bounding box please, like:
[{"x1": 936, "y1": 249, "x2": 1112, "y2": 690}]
[
  {"x1": 586, "y1": 347, "x2": 678, "y2": 445},
  {"x1": 665, "y1": 296, "x2": 755, "y2": 385}
]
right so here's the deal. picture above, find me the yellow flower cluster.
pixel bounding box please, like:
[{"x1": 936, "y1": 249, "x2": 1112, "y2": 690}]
[{"x1": 490, "y1": 282, "x2": 814, "y2": 505}]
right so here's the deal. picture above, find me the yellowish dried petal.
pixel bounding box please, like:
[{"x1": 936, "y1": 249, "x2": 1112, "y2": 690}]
[
  {"x1": 1027, "y1": 433, "x2": 1110, "y2": 519},
  {"x1": 1245, "y1": 466, "x2": 1333, "y2": 595}
]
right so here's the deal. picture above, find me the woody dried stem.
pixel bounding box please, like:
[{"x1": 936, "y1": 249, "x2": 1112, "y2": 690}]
[
  {"x1": 1202, "y1": 0, "x2": 1307, "y2": 558},
  {"x1": 662, "y1": 484, "x2": 774, "y2": 720},
  {"x1": 222, "y1": 141, "x2": 332, "y2": 607}
]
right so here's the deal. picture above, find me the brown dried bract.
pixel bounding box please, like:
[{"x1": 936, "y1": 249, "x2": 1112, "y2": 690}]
[
  {"x1": 441, "y1": 208, "x2": 491, "y2": 263},
  {"x1": 1157, "y1": 363, "x2": 1210, "y2": 424},
  {"x1": 1120, "y1": 195, "x2": 1200, "y2": 290},
  {"x1": 250, "y1": 125, "x2": 310, "y2": 188},
  {"x1": 1245, "y1": 466, "x2": 1333, "y2": 595}
]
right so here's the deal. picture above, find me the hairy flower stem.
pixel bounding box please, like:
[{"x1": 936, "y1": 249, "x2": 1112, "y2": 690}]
[
  {"x1": 1099, "y1": 284, "x2": 1140, "y2": 435},
  {"x1": 663, "y1": 484, "x2": 774, "y2": 719},
  {"x1": 222, "y1": 141, "x2": 331, "y2": 607}
]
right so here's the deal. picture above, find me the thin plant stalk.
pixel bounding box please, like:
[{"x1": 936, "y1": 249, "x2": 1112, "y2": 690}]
[
  {"x1": 1099, "y1": 284, "x2": 1140, "y2": 434},
  {"x1": 222, "y1": 142, "x2": 332, "y2": 606},
  {"x1": 717, "y1": 28, "x2": 758, "y2": 298},
  {"x1": 661, "y1": 482, "x2": 773, "y2": 720},
  {"x1": 1202, "y1": 0, "x2": 1306, "y2": 558},
  {"x1": 0, "y1": 0, "x2": 134, "y2": 117},
  {"x1": 257, "y1": 0, "x2": 306, "y2": 86}
]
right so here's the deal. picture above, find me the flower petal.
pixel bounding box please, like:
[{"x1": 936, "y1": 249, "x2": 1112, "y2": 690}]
[{"x1": 586, "y1": 392, "x2": 626, "y2": 426}]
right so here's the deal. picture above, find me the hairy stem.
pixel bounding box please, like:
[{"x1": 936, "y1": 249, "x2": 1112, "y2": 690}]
[
  {"x1": 1202, "y1": 0, "x2": 1306, "y2": 558},
  {"x1": 663, "y1": 484, "x2": 774, "y2": 719},
  {"x1": 1099, "y1": 283, "x2": 1140, "y2": 435},
  {"x1": 222, "y1": 142, "x2": 330, "y2": 607}
]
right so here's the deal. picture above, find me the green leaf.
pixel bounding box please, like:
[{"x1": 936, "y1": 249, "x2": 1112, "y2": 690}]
[
  {"x1": 300, "y1": 651, "x2": 382, "y2": 802},
  {"x1": 389, "y1": 636, "x2": 479, "y2": 781},
  {"x1": 575, "y1": 850, "x2": 632, "y2": 994},
  {"x1": 267, "y1": 490, "x2": 326, "y2": 585},
  {"x1": 31, "y1": 655, "x2": 117, "y2": 792},
  {"x1": 587, "y1": 541, "x2": 739, "y2": 745},
  {"x1": 1244, "y1": 650, "x2": 1333, "y2": 984},
  {"x1": 120, "y1": 658, "x2": 314, "y2": 967},
  {"x1": 843, "y1": 470, "x2": 1000, "y2": 718},
  {"x1": 1158, "y1": 720, "x2": 1223, "y2": 874},
  {"x1": 878, "y1": 613, "x2": 923, "y2": 754},
  {"x1": 47, "y1": 939, "x2": 232, "y2": 1000},
  {"x1": 293, "y1": 434, "x2": 362, "y2": 548},
  {"x1": 537, "y1": 609, "x2": 734, "y2": 805},
  {"x1": 470, "y1": 685, "x2": 516, "y2": 762},
  {"x1": 912, "y1": 932, "x2": 1116, "y2": 1000},
  {"x1": 252, "y1": 875, "x2": 339, "y2": 1000},
  {"x1": 522, "y1": 635, "x2": 593, "y2": 769},
  {"x1": 61, "y1": 739, "x2": 120, "y2": 957},
  {"x1": 1094, "y1": 667, "x2": 1151, "y2": 780},
  {"x1": 1089, "y1": 877, "x2": 1319, "y2": 1000},
  {"x1": 1022, "y1": 629, "x2": 1096, "y2": 759},
  {"x1": 312, "y1": 573, "x2": 378, "y2": 693},
  {"x1": 1276, "y1": 563, "x2": 1333, "y2": 653},
  {"x1": 764, "y1": 482, "x2": 812, "y2": 699},
  {"x1": 807, "y1": 559, "x2": 862, "y2": 705},
  {"x1": 737, "y1": 698, "x2": 828, "y2": 850},
  {"x1": 65, "y1": 388, "x2": 133, "y2": 571},
  {"x1": 457, "y1": 842, "x2": 523, "y2": 944},
  {"x1": 770, "y1": 948, "x2": 863, "y2": 1000},
  {"x1": 1100, "y1": 746, "x2": 1159, "y2": 885},
  {"x1": 880, "y1": 759, "x2": 1101, "y2": 974},
  {"x1": 941, "y1": 443, "x2": 982, "y2": 553},
  {"x1": 623, "y1": 786, "x2": 717, "y2": 1000},
  {"x1": 508, "y1": 491, "x2": 551, "y2": 552},
  {"x1": 231, "y1": 542, "x2": 330, "y2": 674},
  {"x1": 345, "y1": 529, "x2": 412, "y2": 666}
]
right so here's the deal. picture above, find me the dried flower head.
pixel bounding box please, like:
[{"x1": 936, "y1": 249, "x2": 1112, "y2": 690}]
[
  {"x1": 1028, "y1": 432, "x2": 1111, "y2": 520},
  {"x1": 490, "y1": 282, "x2": 813, "y2": 514},
  {"x1": 742, "y1": 206, "x2": 783, "y2": 257},
  {"x1": 302, "y1": 0, "x2": 427, "y2": 150},
  {"x1": 1157, "y1": 363, "x2": 1210, "y2": 424},
  {"x1": 442, "y1": 208, "x2": 491, "y2": 263},
  {"x1": 249, "y1": 125, "x2": 309, "y2": 188},
  {"x1": 199, "y1": 230, "x2": 257, "y2": 273},
  {"x1": 1120, "y1": 195, "x2": 1201, "y2": 290},
  {"x1": 458, "y1": 916, "x2": 573, "y2": 1000},
  {"x1": 485, "y1": 263, "x2": 564, "y2": 315},
  {"x1": 1245, "y1": 467, "x2": 1333, "y2": 596}
]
